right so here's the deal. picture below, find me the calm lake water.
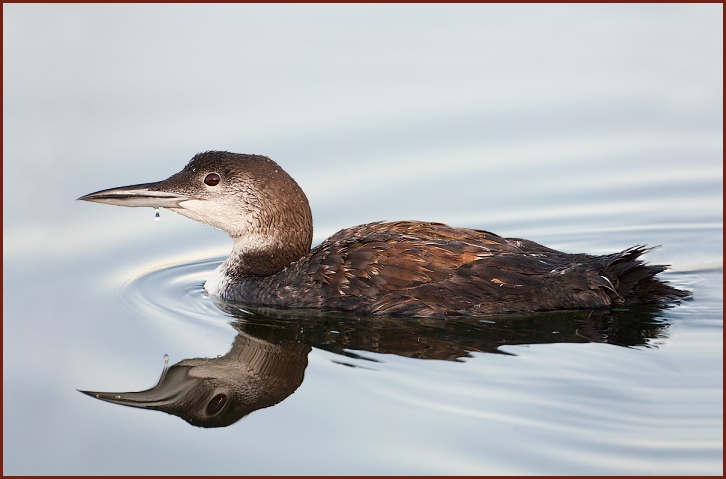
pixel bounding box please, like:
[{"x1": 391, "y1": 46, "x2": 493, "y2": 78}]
[{"x1": 3, "y1": 4, "x2": 722, "y2": 475}]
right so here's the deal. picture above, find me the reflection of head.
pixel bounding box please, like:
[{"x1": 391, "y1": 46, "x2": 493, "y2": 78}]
[{"x1": 80, "y1": 332, "x2": 310, "y2": 428}]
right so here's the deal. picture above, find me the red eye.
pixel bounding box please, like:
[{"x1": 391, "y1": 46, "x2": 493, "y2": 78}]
[{"x1": 204, "y1": 173, "x2": 220, "y2": 186}]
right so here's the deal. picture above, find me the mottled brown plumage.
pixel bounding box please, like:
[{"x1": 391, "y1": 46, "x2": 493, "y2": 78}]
[
  {"x1": 79, "y1": 151, "x2": 690, "y2": 317},
  {"x1": 228, "y1": 220, "x2": 688, "y2": 316}
]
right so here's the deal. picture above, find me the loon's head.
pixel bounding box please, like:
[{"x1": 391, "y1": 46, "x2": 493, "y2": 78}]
[{"x1": 79, "y1": 151, "x2": 313, "y2": 275}]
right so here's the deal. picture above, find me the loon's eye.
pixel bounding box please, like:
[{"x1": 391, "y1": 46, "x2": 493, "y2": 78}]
[
  {"x1": 204, "y1": 173, "x2": 221, "y2": 186},
  {"x1": 206, "y1": 393, "x2": 227, "y2": 415}
]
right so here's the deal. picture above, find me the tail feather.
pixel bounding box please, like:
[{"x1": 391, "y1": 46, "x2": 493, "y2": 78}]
[{"x1": 602, "y1": 246, "x2": 691, "y2": 305}]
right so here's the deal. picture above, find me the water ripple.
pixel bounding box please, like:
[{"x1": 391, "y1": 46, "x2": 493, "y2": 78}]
[{"x1": 117, "y1": 257, "x2": 231, "y2": 333}]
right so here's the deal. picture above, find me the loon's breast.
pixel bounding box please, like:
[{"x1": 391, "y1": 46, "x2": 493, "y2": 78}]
[{"x1": 204, "y1": 262, "x2": 231, "y2": 298}]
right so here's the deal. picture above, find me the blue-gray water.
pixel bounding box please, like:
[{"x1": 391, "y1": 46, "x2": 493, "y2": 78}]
[{"x1": 3, "y1": 4, "x2": 722, "y2": 475}]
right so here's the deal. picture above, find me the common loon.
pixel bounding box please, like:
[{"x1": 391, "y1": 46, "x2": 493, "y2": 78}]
[{"x1": 79, "y1": 151, "x2": 689, "y2": 317}]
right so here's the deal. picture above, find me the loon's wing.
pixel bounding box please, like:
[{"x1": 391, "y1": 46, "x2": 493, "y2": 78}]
[
  {"x1": 287, "y1": 221, "x2": 688, "y2": 317},
  {"x1": 307, "y1": 221, "x2": 594, "y2": 316}
]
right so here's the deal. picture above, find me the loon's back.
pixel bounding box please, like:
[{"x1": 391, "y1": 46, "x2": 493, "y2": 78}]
[{"x1": 222, "y1": 221, "x2": 689, "y2": 317}]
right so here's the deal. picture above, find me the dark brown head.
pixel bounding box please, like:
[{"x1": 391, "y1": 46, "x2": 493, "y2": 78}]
[{"x1": 79, "y1": 151, "x2": 313, "y2": 276}]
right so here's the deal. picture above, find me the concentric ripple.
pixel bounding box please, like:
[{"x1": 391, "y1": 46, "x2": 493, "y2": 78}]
[{"x1": 118, "y1": 257, "x2": 234, "y2": 333}]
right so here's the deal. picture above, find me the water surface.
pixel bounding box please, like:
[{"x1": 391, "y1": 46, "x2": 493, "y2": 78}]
[{"x1": 3, "y1": 4, "x2": 722, "y2": 475}]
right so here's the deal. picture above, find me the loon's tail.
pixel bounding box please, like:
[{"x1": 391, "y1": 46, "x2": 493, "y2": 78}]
[{"x1": 602, "y1": 246, "x2": 691, "y2": 305}]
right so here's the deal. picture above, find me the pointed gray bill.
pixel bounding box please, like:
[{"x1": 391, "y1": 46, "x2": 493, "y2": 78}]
[{"x1": 78, "y1": 182, "x2": 192, "y2": 208}]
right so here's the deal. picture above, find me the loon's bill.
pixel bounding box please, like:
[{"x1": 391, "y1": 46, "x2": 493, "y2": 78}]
[{"x1": 79, "y1": 182, "x2": 192, "y2": 208}]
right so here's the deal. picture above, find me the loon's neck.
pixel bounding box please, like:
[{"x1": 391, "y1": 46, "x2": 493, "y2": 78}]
[{"x1": 204, "y1": 234, "x2": 308, "y2": 298}]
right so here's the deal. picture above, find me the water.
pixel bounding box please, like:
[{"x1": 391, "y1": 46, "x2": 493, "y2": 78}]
[{"x1": 3, "y1": 4, "x2": 722, "y2": 475}]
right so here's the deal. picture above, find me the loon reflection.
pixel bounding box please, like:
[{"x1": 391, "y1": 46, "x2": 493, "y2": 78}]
[
  {"x1": 80, "y1": 304, "x2": 672, "y2": 428},
  {"x1": 81, "y1": 323, "x2": 309, "y2": 428}
]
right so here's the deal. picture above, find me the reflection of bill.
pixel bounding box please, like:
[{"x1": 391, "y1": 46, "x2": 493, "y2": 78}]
[{"x1": 80, "y1": 304, "x2": 671, "y2": 428}]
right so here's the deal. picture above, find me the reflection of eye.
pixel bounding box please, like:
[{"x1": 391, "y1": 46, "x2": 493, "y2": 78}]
[
  {"x1": 206, "y1": 393, "x2": 227, "y2": 415},
  {"x1": 204, "y1": 173, "x2": 221, "y2": 186}
]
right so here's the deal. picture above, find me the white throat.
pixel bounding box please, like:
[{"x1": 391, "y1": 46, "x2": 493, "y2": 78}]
[{"x1": 203, "y1": 233, "x2": 281, "y2": 298}]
